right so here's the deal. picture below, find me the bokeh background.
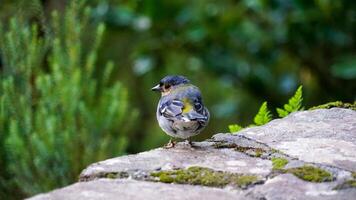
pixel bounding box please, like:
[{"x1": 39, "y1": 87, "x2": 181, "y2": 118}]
[{"x1": 1, "y1": 0, "x2": 355, "y2": 199}]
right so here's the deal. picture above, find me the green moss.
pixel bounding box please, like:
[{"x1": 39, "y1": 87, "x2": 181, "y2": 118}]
[
  {"x1": 271, "y1": 158, "x2": 288, "y2": 170},
  {"x1": 334, "y1": 180, "x2": 356, "y2": 190},
  {"x1": 349, "y1": 180, "x2": 356, "y2": 187},
  {"x1": 352, "y1": 172, "x2": 356, "y2": 179},
  {"x1": 286, "y1": 166, "x2": 333, "y2": 182},
  {"x1": 213, "y1": 142, "x2": 237, "y2": 149},
  {"x1": 106, "y1": 172, "x2": 118, "y2": 179},
  {"x1": 213, "y1": 142, "x2": 265, "y2": 157},
  {"x1": 309, "y1": 101, "x2": 356, "y2": 110},
  {"x1": 93, "y1": 171, "x2": 129, "y2": 180},
  {"x1": 271, "y1": 148, "x2": 282, "y2": 154},
  {"x1": 155, "y1": 173, "x2": 175, "y2": 183},
  {"x1": 235, "y1": 175, "x2": 259, "y2": 188},
  {"x1": 255, "y1": 149, "x2": 263, "y2": 157},
  {"x1": 333, "y1": 172, "x2": 356, "y2": 190},
  {"x1": 151, "y1": 167, "x2": 259, "y2": 188},
  {"x1": 234, "y1": 146, "x2": 266, "y2": 157}
]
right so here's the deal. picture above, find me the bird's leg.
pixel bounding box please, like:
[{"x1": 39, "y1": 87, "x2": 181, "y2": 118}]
[
  {"x1": 164, "y1": 138, "x2": 176, "y2": 149},
  {"x1": 185, "y1": 139, "x2": 193, "y2": 147}
]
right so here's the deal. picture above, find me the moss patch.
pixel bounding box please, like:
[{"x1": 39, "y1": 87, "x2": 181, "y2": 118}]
[
  {"x1": 347, "y1": 180, "x2": 356, "y2": 187},
  {"x1": 270, "y1": 148, "x2": 283, "y2": 154},
  {"x1": 254, "y1": 149, "x2": 264, "y2": 157},
  {"x1": 285, "y1": 166, "x2": 333, "y2": 182},
  {"x1": 79, "y1": 171, "x2": 130, "y2": 182},
  {"x1": 333, "y1": 172, "x2": 356, "y2": 190},
  {"x1": 334, "y1": 180, "x2": 356, "y2": 190},
  {"x1": 345, "y1": 180, "x2": 356, "y2": 187},
  {"x1": 213, "y1": 142, "x2": 238, "y2": 149},
  {"x1": 235, "y1": 146, "x2": 265, "y2": 157},
  {"x1": 99, "y1": 171, "x2": 129, "y2": 179},
  {"x1": 352, "y1": 172, "x2": 356, "y2": 179},
  {"x1": 151, "y1": 166, "x2": 259, "y2": 188},
  {"x1": 213, "y1": 142, "x2": 266, "y2": 157},
  {"x1": 271, "y1": 158, "x2": 288, "y2": 170},
  {"x1": 309, "y1": 101, "x2": 356, "y2": 110}
]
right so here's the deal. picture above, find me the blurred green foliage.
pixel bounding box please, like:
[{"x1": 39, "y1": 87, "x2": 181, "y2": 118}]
[
  {"x1": 0, "y1": 1, "x2": 136, "y2": 198},
  {"x1": 0, "y1": 0, "x2": 355, "y2": 198}
]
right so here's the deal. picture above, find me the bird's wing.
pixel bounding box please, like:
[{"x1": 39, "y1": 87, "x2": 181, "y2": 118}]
[
  {"x1": 159, "y1": 98, "x2": 208, "y2": 122},
  {"x1": 189, "y1": 98, "x2": 210, "y2": 124},
  {"x1": 159, "y1": 99, "x2": 184, "y2": 119}
]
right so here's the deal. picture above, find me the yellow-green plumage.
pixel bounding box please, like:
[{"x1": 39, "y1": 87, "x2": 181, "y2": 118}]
[{"x1": 182, "y1": 98, "x2": 193, "y2": 113}]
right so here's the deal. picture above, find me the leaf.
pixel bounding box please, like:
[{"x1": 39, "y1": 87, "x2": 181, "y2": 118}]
[
  {"x1": 276, "y1": 86, "x2": 303, "y2": 117},
  {"x1": 229, "y1": 101, "x2": 272, "y2": 133},
  {"x1": 253, "y1": 101, "x2": 272, "y2": 126},
  {"x1": 284, "y1": 104, "x2": 293, "y2": 112},
  {"x1": 276, "y1": 108, "x2": 289, "y2": 118},
  {"x1": 228, "y1": 124, "x2": 243, "y2": 133}
]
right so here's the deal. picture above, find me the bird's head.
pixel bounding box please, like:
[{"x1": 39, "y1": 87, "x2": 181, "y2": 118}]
[{"x1": 151, "y1": 75, "x2": 190, "y2": 96}]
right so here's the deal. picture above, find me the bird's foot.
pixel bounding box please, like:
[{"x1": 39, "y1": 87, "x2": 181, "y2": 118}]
[
  {"x1": 185, "y1": 139, "x2": 195, "y2": 147},
  {"x1": 163, "y1": 139, "x2": 177, "y2": 149},
  {"x1": 185, "y1": 139, "x2": 193, "y2": 147}
]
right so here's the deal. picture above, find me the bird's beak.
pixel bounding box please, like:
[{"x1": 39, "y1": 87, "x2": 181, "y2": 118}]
[{"x1": 151, "y1": 84, "x2": 161, "y2": 92}]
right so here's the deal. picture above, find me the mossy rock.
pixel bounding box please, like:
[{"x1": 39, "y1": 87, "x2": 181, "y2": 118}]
[
  {"x1": 346, "y1": 180, "x2": 356, "y2": 187},
  {"x1": 213, "y1": 142, "x2": 238, "y2": 149},
  {"x1": 309, "y1": 101, "x2": 356, "y2": 110},
  {"x1": 285, "y1": 165, "x2": 333, "y2": 182},
  {"x1": 352, "y1": 172, "x2": 356, "y2": 179},
  {"x1": 151, "y1": 166, "x2": 259, "y2": 189},
  {"x1": 271, "y1": 158, "x2": 288, "y2": 170},
  {"x1": 99, "y1": 172, "x2": 129, "y2": 179},
  {"x1": 334, "y1": 180, "x2": 356, "y2": 190},
  {"x1": 235, "y1": 146, "x2": 265, "y2": 157},
  {"x1": 333, "y1": 171, "x2": 356, "y2": 190},
  {"x1": 213, "y1": 142, "x2": 266, "y2": 158}
]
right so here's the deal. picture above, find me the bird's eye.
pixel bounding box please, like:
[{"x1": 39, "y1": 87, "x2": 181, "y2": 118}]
[{"x1": 164, "y1": 84, "x2": 171, "y2": 90}]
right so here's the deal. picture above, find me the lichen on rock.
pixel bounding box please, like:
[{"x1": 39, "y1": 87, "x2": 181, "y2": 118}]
[
  {"x1": 213, "y1": 142, "x2": 266, "y2": 158},
  {"x1": 309, "y1": 101, "x2": 356, "y2": 110},
  {"x1": 235, "y1": 146, "x2": 265, "y2": 157},
  {"x1": 334, "y1": 180, "x2": 356, "y2": 190},
  {"x1": 80, "y1": 171, "x2": 129, "y2": 182},
  {"x1": 334, "y1": 172, "x2": 356, "y2": 190},
  {"x1": 150, "y1": 166, "x2": 260, "y2": 189},
  {"x1": 352, "y1": 172, "x2": 356, "y2": 179}
]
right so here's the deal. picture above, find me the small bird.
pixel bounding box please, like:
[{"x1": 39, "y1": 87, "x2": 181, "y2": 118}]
[{"x1": 152, "y1": 75, "x2": 210, "y2": 148}]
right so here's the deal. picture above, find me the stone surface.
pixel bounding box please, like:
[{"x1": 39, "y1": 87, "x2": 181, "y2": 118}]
[
  {"x1": 80, "y1": 141, "x2": 272, "y2": 180},
  {"x1": 234, "y1": 108, "x2": 356, "y2": 171},
  {"x1": 30, "y1": 179, "x2": 248, "y2": 200},
  {"x1": 246, "y1": 174, "x2": 356, "y2": 200},
  {"x1": 28, "y1": 108, "x2": 356, "y2": 200}
]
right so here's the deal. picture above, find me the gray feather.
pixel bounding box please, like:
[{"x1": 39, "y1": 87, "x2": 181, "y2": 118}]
[{"x1": 156, "y1": 84, "x2": 209, "y2": 139}]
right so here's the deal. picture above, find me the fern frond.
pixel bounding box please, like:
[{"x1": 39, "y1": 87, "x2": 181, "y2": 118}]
[
  {"x1": 276, "y1": 86, "x2": 304, "y2": 117},
  {"x1": 228, "y1": 124, "x2": 243, "y2": 133},
  {"x1": 276, "y1": 108, "x2": 289, "y2": 118},
  {"x1": 254, "y1": 101, "x2": 272, "y2": 126}
]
